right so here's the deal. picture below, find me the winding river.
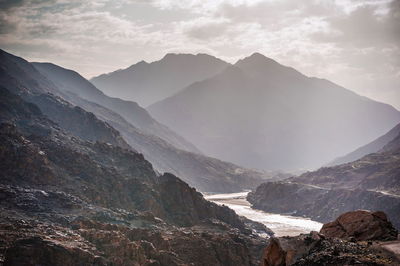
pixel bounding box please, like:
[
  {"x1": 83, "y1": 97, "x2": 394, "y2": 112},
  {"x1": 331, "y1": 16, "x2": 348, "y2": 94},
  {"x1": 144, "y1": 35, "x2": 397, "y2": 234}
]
[{"x1": 204, "y1": 191, "x2": 322, "y2": 237}]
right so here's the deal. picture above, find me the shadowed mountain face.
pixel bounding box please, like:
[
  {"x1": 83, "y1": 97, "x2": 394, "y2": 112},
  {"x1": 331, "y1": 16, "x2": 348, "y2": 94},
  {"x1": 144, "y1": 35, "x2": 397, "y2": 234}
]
[
  {"x1": 91, "y1": 53, "x2": 229, "y2": 107},
  {"x1": 0, "y1": 86, "x2": 271, "y2": 265},
  {"x1": 248, "y1": 127, "x2": 400, "y2": 229},
  {"x1": 32, "y1": 62, "x2": 200, "y2": 154},
  {"x1": 0, "y1": 49, "x2": 277, "y2": 193},
  {"x1": 329, "y1": 123, "x2": 400, "y2": 166},
  {"x1": 148, "y1": 53, "x2": 400, "y2": 171}
]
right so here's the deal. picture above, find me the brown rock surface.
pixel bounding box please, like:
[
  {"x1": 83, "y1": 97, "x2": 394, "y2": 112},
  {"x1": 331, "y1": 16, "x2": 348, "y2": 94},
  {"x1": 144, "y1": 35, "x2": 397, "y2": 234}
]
[
  {"x1": 320, "y1": 210, "x2": 398, "y2": 241},
  {"x1": 260, "y1": 231, "x2": 397, "y2": 266},
  {"x1": 260, "y1": 211, "x2": 400, "y2": 265},
  {"x1": 261, "y1": 232, "x2": 322, "y2": 266}
]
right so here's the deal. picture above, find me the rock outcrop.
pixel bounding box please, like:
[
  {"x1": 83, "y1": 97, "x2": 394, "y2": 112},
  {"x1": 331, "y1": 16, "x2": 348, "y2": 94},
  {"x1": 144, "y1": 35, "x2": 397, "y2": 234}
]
[
  {"x1": 261, "y1": 232, "x2": 397, "y2": 266},
  {"x1": 261, "y1": 232, "x2": 322, "y2": 266},
  {"x1": 261, "y1": 211, "x2": 399, "y2": 265},
  {"x1": 320, "y1": 210, "x2": 398, "y2": 241}
]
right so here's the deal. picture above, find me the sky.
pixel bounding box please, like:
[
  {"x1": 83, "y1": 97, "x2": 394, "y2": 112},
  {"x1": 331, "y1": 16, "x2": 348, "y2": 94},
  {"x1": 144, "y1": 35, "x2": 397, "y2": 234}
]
[{"x1": 0, "y1": 0, "x2": 399, "y2": 109}]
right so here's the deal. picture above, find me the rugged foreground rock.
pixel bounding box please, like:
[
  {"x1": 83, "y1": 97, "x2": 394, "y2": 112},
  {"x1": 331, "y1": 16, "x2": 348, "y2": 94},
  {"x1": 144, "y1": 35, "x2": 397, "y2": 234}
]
[
  {"x1": 320, "y1": 210, "x2": 398, "y2": 241},
  {"x1": 261, "y1": 211, "x2": 400, "y2": 266},
  {"x1": 0, "y1": 82, "x2": 271, "y2": 264}
]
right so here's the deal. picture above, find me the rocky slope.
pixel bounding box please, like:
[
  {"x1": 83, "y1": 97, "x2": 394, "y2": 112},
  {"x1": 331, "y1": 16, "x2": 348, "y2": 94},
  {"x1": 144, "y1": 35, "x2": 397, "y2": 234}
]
[
  {"x1": 0, "y1": 84, "x2": 271, "y2": 265},
  {"x1": 91, "y1": 53, "x2": 229, "y2": 106},
  {"x1": 248, "y1": 132, "x2": 400, "y2": 229},
  {"x1": 0, "y1": 48, "x2": 280, "y2": 193},
  {"x1": 148, "y1": 52, "x2": 400, "y2": 170}
]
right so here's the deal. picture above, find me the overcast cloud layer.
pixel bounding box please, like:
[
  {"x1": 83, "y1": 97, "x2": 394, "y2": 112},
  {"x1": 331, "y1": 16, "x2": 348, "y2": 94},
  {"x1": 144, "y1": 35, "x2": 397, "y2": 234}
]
[{"x1": 0, "y1": 0, "x2": 399, "y2": 109}]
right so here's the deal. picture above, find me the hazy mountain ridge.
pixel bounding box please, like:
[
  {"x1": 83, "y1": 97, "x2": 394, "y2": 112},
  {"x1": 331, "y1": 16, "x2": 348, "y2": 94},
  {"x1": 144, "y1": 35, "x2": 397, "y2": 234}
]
[
  {"x1": 248, "y1": 126, "x2": 400, "y2": 228},
  {"x1": 148, "y1": 52, "x2": 400, "y2": 170},
  {"x1": 33, "y1": 62, "x2": 200, "y2": 154},
  {"x1": 91, "y1": 53, "x2": 230, "y2": 107},
  {"x1": 0, "y1": 49, "x2": 54, "y2": 94},
  {"x1": 1, "y1": 49, "x2": 277, "y2": 193},
  {"x1": 329, "y1": 122, "x2": 400, "y2": 166},
  {"x1": 64, "y1": 92, "x2": 274, "y2": 192}
]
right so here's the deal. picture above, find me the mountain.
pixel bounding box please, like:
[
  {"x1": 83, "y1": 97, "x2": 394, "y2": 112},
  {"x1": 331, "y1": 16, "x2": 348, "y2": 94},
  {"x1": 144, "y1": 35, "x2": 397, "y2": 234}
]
[
  {"x1": 247, "y1": 129, "x2": 400, "y2": 229},
  {"x1": 329, "y1": 123, "x2": 400, "y2": 166},
  {"x1": 0, "y1": 49, "x2": 278, "y2": 193},
  {"x1": 32, "y1": 62, "x2": 200, "y2": 154},
  {"x1": 91, "y1": 53, "x2": 229, "y2": 106},
  {"x1": 0, "y1": 86, "x2": 270, "y2": 265},
  {"x1": 31, "y1": 60, "x2": 280, "y2": 192},
  {"x1": 148, "y1": 52, "x2": 400, "y2": 171}
]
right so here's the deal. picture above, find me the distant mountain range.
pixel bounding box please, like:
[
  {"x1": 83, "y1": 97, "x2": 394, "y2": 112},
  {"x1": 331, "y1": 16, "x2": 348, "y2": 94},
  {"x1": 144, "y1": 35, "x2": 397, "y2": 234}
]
[
  {"x1": 329, "y1": 123, "x2": 400, "y2": 166},
  {"x1": 4, "y1": 47, "x2": 399, "y2": 186},
  {"x1": 147, "y1": 53, "x2": 400, "y2": 170},
  {"x1": 0, "y1": 49, "x2": 277, "y2": 193},
  {"x1": 33, "y1": 62, "x2": 200, "y2": 154},
  {"x1": 91, "y1": 53, "x2": 229, "y2": 107}
]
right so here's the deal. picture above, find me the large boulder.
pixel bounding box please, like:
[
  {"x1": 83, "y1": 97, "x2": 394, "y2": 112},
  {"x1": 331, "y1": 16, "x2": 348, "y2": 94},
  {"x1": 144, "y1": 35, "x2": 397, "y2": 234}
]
[
  {"x1": 261, "y1": 232, "x2": 322, "y2": 266},
  {"x1": 260, "y1": 211, "x2": 399, "y2": 265},
  {"x1": 260, "y1": 231, "x2": 398, "y2": 266},
  {"x1": 320, "y1": 210, "x2": 398, "y2": 241}
]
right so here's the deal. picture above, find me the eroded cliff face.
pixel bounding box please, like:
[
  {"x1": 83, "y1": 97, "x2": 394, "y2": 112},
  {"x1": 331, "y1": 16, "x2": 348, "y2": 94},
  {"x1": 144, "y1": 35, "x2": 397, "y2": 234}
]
[{"x1": 0, "y1": 87, "x2": 271, "y2": 265}]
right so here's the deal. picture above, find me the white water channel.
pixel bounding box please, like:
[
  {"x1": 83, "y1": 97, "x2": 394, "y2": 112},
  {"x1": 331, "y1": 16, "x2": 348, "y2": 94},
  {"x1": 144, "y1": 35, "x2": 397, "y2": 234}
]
[{"x1": 204, "y1": 191, "x2": 322, "y2": 237}]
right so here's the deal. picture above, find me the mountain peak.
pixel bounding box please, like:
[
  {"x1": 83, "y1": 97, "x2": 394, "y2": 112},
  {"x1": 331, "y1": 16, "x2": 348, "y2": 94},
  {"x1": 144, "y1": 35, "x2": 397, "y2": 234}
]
[
  {"x1": 234, "y1": 52, "x2": 306, "y2": 80},
  {"x1": 236, "y1": 52, "x2": 278, "y2": 66},
  {"x1": 250, "y1": 52, "x2": 268, "y2": 59},
  {"x1": 126, "y1": 60, "x2": 148, "y2": 70},
  {"x1": 161, "y1": 53, "x2": 218, "y2": 61},
  {"x1": 162, "y1": 53, "x2": 194, "y2": 60}
]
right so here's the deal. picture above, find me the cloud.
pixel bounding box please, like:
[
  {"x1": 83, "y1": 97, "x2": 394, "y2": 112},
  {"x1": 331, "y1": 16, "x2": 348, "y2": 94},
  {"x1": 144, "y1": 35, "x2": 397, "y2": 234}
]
[
  {"x1": 0, "y1": 0, "x2": 26, "y2": 10},
  {"x1": 181, "y1": 17, "x2": 230, "y2": 40},
  {"x1": 313, "y1": 1, "x2": 400, "y2": 48}
]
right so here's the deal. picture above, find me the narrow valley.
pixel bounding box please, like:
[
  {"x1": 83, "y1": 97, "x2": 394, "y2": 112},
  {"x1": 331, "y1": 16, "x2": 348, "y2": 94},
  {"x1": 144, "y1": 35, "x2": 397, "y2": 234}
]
[{"x1": 205, "y1": 192, "x2": 322, "y2": 237}]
